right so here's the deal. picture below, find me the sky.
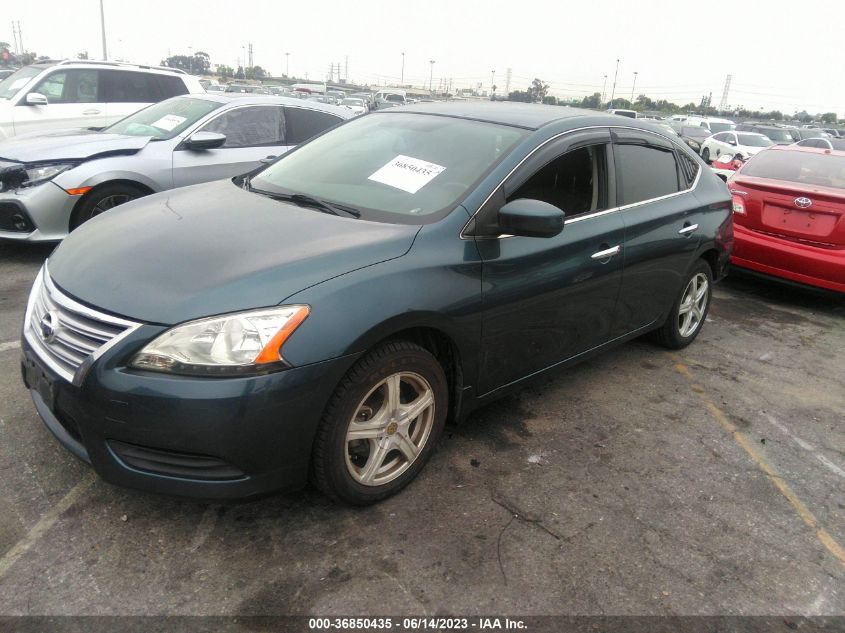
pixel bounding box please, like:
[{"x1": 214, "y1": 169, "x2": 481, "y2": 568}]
[{"x1": 3, "y1": 0, "x2": 841, "y2": 116}]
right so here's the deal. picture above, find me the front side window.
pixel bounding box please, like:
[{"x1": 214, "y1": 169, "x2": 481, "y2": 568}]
[
  {"x1": 712, "y1": 133, "x2": 728, "y2": 142},
  {"x1": 200, "y1": 106, "x2": 286, "y2": 148},
  {"x1": 250, "y1": 112, "x2": 526, "y2": 222},
  {"x1": 615, "y1": 144, "x2": 681, "y2": 205},
  {"x1": 105, "y1": 96, "x2": 221, "y2": 140},
  {"x1": 32, "y1": 70, "x2": 99, "y2": 104},
  {"x1": 508, "y1": 145, "x2": 608, "y2": 218},
  {"x1": 33, "y1": 72, "x2": 68, "y2": 102}
]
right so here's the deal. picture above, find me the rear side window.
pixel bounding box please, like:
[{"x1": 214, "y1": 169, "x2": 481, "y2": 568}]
[
  {"x1": 284, "y1": 107, "x2": 343, "y2": 144},
  {"x1": 154, "y1": 74, "x2": 189, "y2": 99},
  {"x1": 200, "y1": 105, "x2": 286, "y2": 148},
  {"x1": 676, "y1": 151, "x2": 699, "y2": 189},
  {"x1": 101, "y1": 70, "x2": 151, "y2": 103},
  {"x1": 615, "y1": 144, "x2": 681, "y2": 205}
]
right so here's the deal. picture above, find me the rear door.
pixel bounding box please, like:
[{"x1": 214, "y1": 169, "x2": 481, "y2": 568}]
[
  {"x1": 474, "y1": 128, "x2": 625, "y2": 394},
  {"x1": 172, "y1": 104, "x2": 288, "y2": 187},
  {"x1": 610, "y1": 131, "x2": 704, "y2": 337},
  {"x1": 13, "y1": 69, "x2": 106, "y2": 133}
]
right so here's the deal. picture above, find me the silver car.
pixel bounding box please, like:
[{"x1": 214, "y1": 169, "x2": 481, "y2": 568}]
[{"x1": 0, "y1": 94, "x2": 351, "y2": 241}]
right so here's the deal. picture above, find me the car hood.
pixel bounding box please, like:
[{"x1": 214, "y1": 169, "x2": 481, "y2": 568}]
[
  {"x1": 48, "y1": 179, "x2": 420, "y2": 325},
  {"x1": 0, "y1": 128, "x2": 150, "y2": 163}
]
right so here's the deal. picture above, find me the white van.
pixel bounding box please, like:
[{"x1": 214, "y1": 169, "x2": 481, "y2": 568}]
[
  {"x1": 375, "y1": 90, "x2": 407, "y2": 109},
  {"x1": 686, "y1": 116, "x2": 735, "y2": 134}
]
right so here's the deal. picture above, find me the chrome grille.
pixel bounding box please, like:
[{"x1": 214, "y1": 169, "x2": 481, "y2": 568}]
[{"x1": 24, "y1": 266, "x2": 141, "y2": 385}]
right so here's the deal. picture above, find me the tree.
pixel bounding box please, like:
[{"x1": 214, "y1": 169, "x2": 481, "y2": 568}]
[
  {"x1": 244, "y1": 65, "x2": 267, "y2": 80},
  {"x1": 193, "y1": 51, "x2": 211, "y2": 74},
  {"x1": 77, "y1": 51, "x2": 89, "y2": 60},
  {"x1": 235, "y1": 66, "x2": 245, "y2": 80},
  {"x1": 527, "y1": 78, "x2": 549, "y2": 103},
  {"x1": 821, "y1": 112, "x2": 838, "y2": 124},
  {"x1": 580, "y1": 92, "x2": 602, "y2": 109},
  {"x1": 216, "y1": 64, "x2": 234, "y2": 79},
  {"x1": 542, "y1": 95, "x2": 557, "y2": 105}
]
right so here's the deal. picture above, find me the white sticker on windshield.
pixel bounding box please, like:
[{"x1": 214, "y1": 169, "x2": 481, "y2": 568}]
[
  {"x1": 151, "y1": 114, "x2": 187, "y2": 132},
  {"x1": 367, "y1": 155, "x2": 446, "y2": 194}
]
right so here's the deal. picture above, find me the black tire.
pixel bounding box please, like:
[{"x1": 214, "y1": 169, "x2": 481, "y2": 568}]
[
  {"x1": 701, "y1": 147, "x2": 710, "y2": 163},
  {"x1": 652, "y1": 259, "x2": 713, "y2": 349},
  {"x1": 70, "y1": 183, "x2": 147, "y2": 231},
  {"x1": 310, "y1": 341, "x2": 448, "y2": 505}
]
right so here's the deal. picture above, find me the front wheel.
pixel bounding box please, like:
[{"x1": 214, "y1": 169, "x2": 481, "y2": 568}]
[
  {"x1": 701, "y1": 147, "x2": 711, "y2": 163},
  {"x1": 652, "y1": 260, "x2": 713, "y2": 349},
  {"x1": 311, "y1": 341, "x2": 448, "y2": 505},
  {"x1": 70, "y1": 183, "x2": 147, "y2": 231}
]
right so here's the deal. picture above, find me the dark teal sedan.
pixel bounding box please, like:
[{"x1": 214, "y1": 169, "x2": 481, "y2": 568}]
[{"x1": 21, "y1": 102, "x2": 733, "y2": 504}]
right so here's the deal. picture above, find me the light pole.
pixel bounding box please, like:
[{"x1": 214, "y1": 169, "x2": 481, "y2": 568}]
[
  {"x1": 491, "y1": 69, "x2": 495, "y2": 96},
  {"x1": 630, "y1": 71, "x2": 638, "y2": 103},
  {"x1": 99, "y1": 0, "x2": 108, "y2": 60},
  {"x1": 285, "y1": 52, "x2": 289, "y2": 77},
  {"x1": 601, "y1": 74, "x2": 607, "y2": 104},
  {"x1": 609, "y1": 58, "x2": 619, "y2": 108},
  {"x1": 188, "y1": 45, "x2": 193, "y2": 74},
  {"x1": 401, "y1": 52, "x2": 405, "y2": 86},
  {"x1": 429, "y1": 60, "x2": 435, "y2": 93}
]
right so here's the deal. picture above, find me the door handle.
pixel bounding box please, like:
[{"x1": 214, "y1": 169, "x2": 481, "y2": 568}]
[
  {"x1": 591, "y1": 245, "x2": 621, "y2": 260},
  {"x1": 83, "y1": 109, "x2": 101, "y2": 115},
  {"x1": 678, "y1": 223, "x2": 699, "y2": 235}
]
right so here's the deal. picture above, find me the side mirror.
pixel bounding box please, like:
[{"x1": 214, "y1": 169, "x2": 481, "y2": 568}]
[
  {"x1": 259, "y1": 155, "x2": 277, "y2": 165},
  {"x1": 728, "y1": 140, "x2": 737, "y2": 146},
  {"x1": 184, "y1": 131, "x2": 226, "y2": 150},
  {"x1": 25, "y1": 92, "x2": 48, "y2": 106},
  {"x1": 498, "y1": 199, "x2": 565, "y2": 238}
]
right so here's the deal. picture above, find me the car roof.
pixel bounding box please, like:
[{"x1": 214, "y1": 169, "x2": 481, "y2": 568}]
[
  {"x1": 384, "y1": 101, "x2": 650, "y2": 131},
  {"x1": 735, "y1": 131, "x2": 768, "y2": 137},
  {"x1": 177, "y1": 93, "x2": 354, "y2": 117},
  {"x1": 26, "y1": 59, "x2": 187, "y2": 76}
]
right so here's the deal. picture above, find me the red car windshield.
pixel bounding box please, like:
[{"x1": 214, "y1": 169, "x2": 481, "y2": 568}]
[{"x1": 742, "y1": 150, "x2": 845, "y2": 190}]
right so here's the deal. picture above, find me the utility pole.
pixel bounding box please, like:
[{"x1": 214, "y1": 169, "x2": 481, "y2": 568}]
[
  {"x1": 247, "y1": 43, "x2": 253, "y2": 68},
  {"x1": 99, "y1": 0, "x2": 107, "y2": 60},
  {"x1": 429, "y1": 60, "x2": 435, "y2": 93},
  {"x1": 491, "y1": 69, "x2": 495, "y2": 96},
  {"x1": 344, "y1": 55, "x2": 348, "y2": 83},
  {"x1": 601, "y1": 74, "x2": 607, "y2": 104},
  {"x1": 609, "y1": 58, "x2": 619, "y2": 107},
  {"x1": 17, "y1": 21, "x2": 24, "y2": 56},
  {"x1": 630, "y1": 71, "x2": 638, "y2": 103},
  {"x1": 10, "y1": 22, "x2": 19, "y2": 55},
  {"x1": 400, "y1": 52, "x2": 405, "y2": 86},
  {"x1": 285, "y1": 52, "x2": 289, "y2": 77},
  {"x1": 505, "y1": 67, "x2": 512, "y2": 95}
]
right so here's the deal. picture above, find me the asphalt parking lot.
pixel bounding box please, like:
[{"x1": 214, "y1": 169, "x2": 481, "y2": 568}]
[{"x1": 0, "y1": 240, "x2": 843, "y2": 618}]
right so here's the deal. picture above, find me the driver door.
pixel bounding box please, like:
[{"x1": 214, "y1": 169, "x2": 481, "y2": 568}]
[
  {"x1": 172, "y1": 105, "x2": 290, "y2": 187},
  {"x1": 471, "y1": 128, "x2": 625, "y2": 395},
  {"x1": 14, "y1": 69, "x2": 107, "y2": 134}
]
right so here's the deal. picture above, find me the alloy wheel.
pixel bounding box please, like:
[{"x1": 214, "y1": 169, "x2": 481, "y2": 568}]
[
  {"x1": 344, "y1": 371, "x2": 435, "y2": 486},
  {"x1": 677, "y1": 272, "x2": 709, "y2": 337},
  {"x1": 92, "y1": 194, "x2": 134, "y2": 217}
]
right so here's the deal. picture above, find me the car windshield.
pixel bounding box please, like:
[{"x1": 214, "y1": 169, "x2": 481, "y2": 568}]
[
  {"x1": 250, "y1": 112, "x2": 526, "y2": 222},
  {"x1": 708, "y1": 122, "x2": 735, "y2": 133},
  {"x1": 742, "y1": 150, "x2": 845, "y2": 189},
  {"x1": 0, "y1": 66, "x2": 42, "y2": 100},
  {"x1": 738, "y1": 134, "x2": 773, "y2": 147},
  {"x1": 682, "y1": 127, "x2": 710, "y2": 139},
  {"x1": 761, "y1": 128, "x2": 793, "y2": 142},
  {"x1": 342, "y1": 98, "x2": 363, "y2": 106},
  {"x1": 104, "y1": 97, "x2": 222, "y2": 140}
]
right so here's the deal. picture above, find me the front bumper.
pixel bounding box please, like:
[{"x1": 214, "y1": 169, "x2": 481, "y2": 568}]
[
  {"x1": 21, "y1": 334, "x2": 358, "y2": 499},
  {"x1": 732, "y1": 223, "x2": 845, "y2": 293},
  {"x1": 0, "y1": 182, "x2": 78, "y2": 242}
]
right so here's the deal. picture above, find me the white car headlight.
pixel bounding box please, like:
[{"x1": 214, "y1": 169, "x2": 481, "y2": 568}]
[
  {"x1": 22, "y1": 163, "x2": 74, "y2": 187},
  {"x1": 130, "y1": 305, "x2": 309, "y2": 376}
]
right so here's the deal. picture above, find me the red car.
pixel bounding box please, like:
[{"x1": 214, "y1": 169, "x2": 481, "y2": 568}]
[{"x1": 728, "y1": 146, "x2": 845, "y2": 292}]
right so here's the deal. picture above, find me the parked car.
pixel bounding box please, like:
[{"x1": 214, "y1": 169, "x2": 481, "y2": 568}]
[
  {"x1": 374, "y1": 91, "x2": 406, "y2": 109},
  {"x1": 340, "y1": 97, "x2": 367, "y2": 115},
  {"x1": 607, "y1": 108, "x2": 637, "y2": 118},
  {"x1": 685, "y1": 116, "x2": 735, "y2": 134},
  {"x1": 21, "y1": 103, "x2": 731, "y2": 504},
  {"x1": 728, "y1": 145, "x2": 844, "y2": 292},
  {"x1": 0, "y1": 94, "x2": 351, "y2": 241},
  {"x1": 0, "y1": 60, "x2": 204, "y2": 139},
  {"x1": 700, "y1": 131, "x2": 773, "y2": 162},
  {"x1": 224, "y1": 84, "x2": 268, "y2": 94},
  {"x1": 793, "y1": 128, "x2": 831, "y2": 141},
  {"x1": 794, "y1": 137, "x2": 845, "y2": 150},
  {"x1": 734, "y1": 123, "x2": 795, "y2": 145},
  {"x1": 678, "y1": 125, "x2": 712, "y2": 153}
]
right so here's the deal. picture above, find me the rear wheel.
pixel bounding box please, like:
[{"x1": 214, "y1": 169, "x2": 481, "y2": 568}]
[
  {"x1": 701, "y1": 147, "x2": 711, "y2": 163},
  {"x1": 310, "y1": 341, "x2": 448, "y2": 505},
  {"x1": 652, "y1": 260, "x2": 713, "y2": 349},
  {"x1": 70, "y1": 183, "x2": 147, "y2": 231}
]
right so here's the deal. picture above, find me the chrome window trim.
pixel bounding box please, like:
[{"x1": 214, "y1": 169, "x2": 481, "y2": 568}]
[
  {"x1": 460, "y1": 124, "x2": 702, "y2": 240},
  {"x1": 23, "y1": 264, "x2": 143, "y2": 386}
]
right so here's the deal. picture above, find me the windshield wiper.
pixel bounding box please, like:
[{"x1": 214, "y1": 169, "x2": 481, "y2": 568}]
[{"x1": 250, "y1": 188, "x2": 360, "y2": 218}]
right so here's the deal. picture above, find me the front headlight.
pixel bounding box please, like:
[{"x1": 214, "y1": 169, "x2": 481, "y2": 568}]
[
  {"x1": 22, "y1": 163, "x2": 74, "y2": 187},
  {"x1": 129, "y1": 305, "x2": 310, "y2": 376}
]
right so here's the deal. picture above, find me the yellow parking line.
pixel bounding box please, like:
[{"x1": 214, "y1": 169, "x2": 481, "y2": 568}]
[
  {"x1": 0, "y1": 471, "x2": 97, "y2": 580},
  {"x1": 672, "y1": 358, "x2": 845, "y2": 567}
]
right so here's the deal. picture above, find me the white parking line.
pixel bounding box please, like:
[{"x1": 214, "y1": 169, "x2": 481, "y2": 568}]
[
  {"x1": 0, "y1": 471, "x2": 97, "y2": 580},
  {"x1": 0, "y1": 340, "x2": 20, "y2": 353},
  {"x1": 766, "y1": 414, "x2": 845, "y2": 481}
]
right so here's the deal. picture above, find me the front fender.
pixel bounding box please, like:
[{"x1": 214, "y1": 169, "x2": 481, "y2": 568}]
[{"x1": 53, "y1": 158, "x2": 170, "y2": 194}]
